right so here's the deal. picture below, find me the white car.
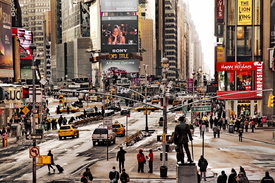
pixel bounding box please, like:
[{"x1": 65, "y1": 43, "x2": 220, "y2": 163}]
[{"x1": 174, "y1": 114, "x2": 185, "y2": 122}]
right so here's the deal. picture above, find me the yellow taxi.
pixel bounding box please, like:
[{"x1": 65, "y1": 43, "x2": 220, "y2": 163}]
[
  {"x1": 134, "y1": 105, "x2": 159, "y2": 112},
  {"x1": 58, "y1": 125, "x2": 79, "y2": 140},
  {"x1": 56, "y1": 106, "x2": 80, "y2": 113},
  {"x1": 112, "y1": 121, "x2": 125, "y2": 137},
  {"x1": 172, "y1": 99, "x2": 182, "y2": 106},
  {"x1": 151, "y1": 97, "x2": 159, "y2": 104}
]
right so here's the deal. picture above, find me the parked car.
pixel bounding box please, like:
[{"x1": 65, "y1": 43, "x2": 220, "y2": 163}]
[
  {"x1": 58, "y1": 125, "x2": 79, "y2": 140},
  {"x1": 112, "y1": 121, "x2": 125, "y2": 136},
  {"x1": 134, "y1": 105, "x2": 159, "y2": 112}
]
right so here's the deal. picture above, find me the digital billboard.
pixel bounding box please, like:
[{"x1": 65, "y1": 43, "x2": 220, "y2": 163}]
[
  {"x1": 100, "y1": 0, "x2": 138, "y2": 12},
  {"x1": 101, "y1": 59, "x2": 139, "y2": 77},
  {"x1": 12, "y1": 28, "x2": 33, "y2": 80},
  {"x1": 101, "y1": 16, "x2": 138, "y2": 53},
  {"x1": 0, "y1": 1, "x2": 13, "y2": 77}
]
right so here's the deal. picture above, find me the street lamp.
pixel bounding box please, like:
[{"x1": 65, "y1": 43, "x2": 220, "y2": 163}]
[
  {"x1": 160, "y1": 57, "x2": 169, "y2": 177},
  {"x1": 143, "y1": 64, "x2": 149, "y2": 132}
]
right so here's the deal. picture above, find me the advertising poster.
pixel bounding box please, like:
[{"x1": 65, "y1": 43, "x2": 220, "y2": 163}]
[
  {"x1": 101, "y1": 59, "x2": 139, "y2": 77},
  {"x1": 101, "y1": 16, "x2": 138, "y2": 53},
  {"x1": 237, "y1": 0, "x2": 252, "y2": 25},
  {"x1": 0, "y1": 1, "x2": 13, "y2": 77},
  {"x1": 12, "y1": 28, "x2": 33, "y2": 80}
]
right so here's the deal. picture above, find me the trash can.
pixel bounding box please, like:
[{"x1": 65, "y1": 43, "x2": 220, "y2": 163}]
[
  {"x1": 160, "y1": 165, "x2": 168, "y2": 177},
  {"x1": 228, "y1": 125, "x2": 234, "y2": 133}
]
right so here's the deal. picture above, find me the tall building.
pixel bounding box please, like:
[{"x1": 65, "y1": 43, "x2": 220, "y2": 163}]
[
  {"x1": 20, "y1": 0, "x2": 51, "y2": 79},
  {"x1": 215, "y1": 0, "x2": 273, "y2": 117}
]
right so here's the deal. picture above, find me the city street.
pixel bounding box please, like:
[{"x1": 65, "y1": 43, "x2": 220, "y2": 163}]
[{"x1": 0, "y1": 97, "x2": 274, "y2": 182}]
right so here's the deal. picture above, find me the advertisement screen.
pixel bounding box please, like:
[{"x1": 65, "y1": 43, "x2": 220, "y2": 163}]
[
  {"x1": 0, "y1": 1, "x2": 13, "y2": 77},
  {"x1": 101, "y1": 59, "x2": 139, "y2": 77},
  {"x1": 101, "y1": 16, "x2": 138, "y2": 53},
  {"x1": 12, "y1": 28, "x2": 33, "y2": 79}
]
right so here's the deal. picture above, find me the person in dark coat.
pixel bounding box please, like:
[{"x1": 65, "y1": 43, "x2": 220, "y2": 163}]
[
  {"x1": 261, "y1": 171, "x2": 275, "y2": 183},
  {"x1": 47, "y1": 150, "x2": 55, "y2": 173},
  {"x1": 109, "y1": 166, "x2": 119, "y2": 183},
  {"x1": 228, "y1": 168, "x2": 237, "y2": 183},
  {"x1": 217, "y1": 170, "x2": 227, "y2": 183},
  {"x1": 173, "y1": 116, "x2": 193, "y2": 164},
  {"x1": 198, "y1": 155, "x2": 208, "y2": 181},
  {"x1": 81, "y1": 167, "x2": 93, "y2": 183},
  {"x1": 117, "y1": 146, "x2": 127, "y2": 173},
  {"x1": 58, "y1": 115, "x2": 63, "y2": 127},
  {"x1": 120, "y1": 168, "x2": 130, "y2": 183}
]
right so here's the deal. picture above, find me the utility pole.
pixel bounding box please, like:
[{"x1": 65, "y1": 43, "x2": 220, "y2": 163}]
[{"x1": 30, "y1": 43, "x2": 37, "y2": 183}]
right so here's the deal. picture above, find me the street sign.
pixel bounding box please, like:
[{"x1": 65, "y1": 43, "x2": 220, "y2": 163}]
[
  {"x1": 22, "y1": 107, "x2": 30, "y2": 115},
  {"x1": 191, "y1": 105, "x2": 211, "y2": 112},
  {"x1": 103, "y1": 118, "x2": 112, "y2": 127},
  {"x1": 29, "y1": 146, "x2": 40, "y2": 158}
]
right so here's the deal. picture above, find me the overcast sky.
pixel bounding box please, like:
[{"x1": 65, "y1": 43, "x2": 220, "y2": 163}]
[{"x1": 185, "y1": 0, "x2": 216, "y2": 78}]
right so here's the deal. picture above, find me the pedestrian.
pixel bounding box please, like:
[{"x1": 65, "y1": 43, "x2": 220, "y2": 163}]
[
  {"x1": 198, "y1": 155, "x2": 208, "y2": 181},
  {"x1": 217, "y1": 170, "x2": 227, "y2": 183},
  {"x1": 213, "y1": 126, "x2": 218, "y2": 138},
  {"x1": 62, "y1": 117, "x2": 67, "y2": 125},
  {"x1": 69, "y1": 116, "x2": 75, "y2": 124},
  {"x1": 67, "y1": 106, "x2": 70, "y2": 114},
  {"x1": 109, "y1": 166, "x2": 120, "y2": 183},
  {"x1": 250, "y1": 119, "x2": 255, "y2": 132},
  {"x1": 137, "y1": 149, "x2": 146, "y2": 173},
  {"x1": 117, "y1": 146, "x2": 127, "y2": 173},
  {"x1": 261, "y1": 171, "x2": 275, "y2": 183},
  {"x1": 238, "y1": 127, "x2": 243, "y2": 142},
  {"x1": 238, "y1": 172, "x2": 249, "y2": 183},
  {"x1": 81, "y1": 167, "x2": 93, "y2": 183},
  {"x1": 47, "y1": 150, "x2": 56, "y2": 173},
  {"x1": 228, "y1": 168, "x2": 237, "y2": 183},
  {"x1": 244, "y1": 118, "x2": 249, "y2": 132},
  {"x1": 58, "y1": 115, "x2": 63, "y2": 127},
  {"x1": 120, "y1": 168, "x2": 130, "y2": 183},
  {"x1": 146, "y1": 149, "x2": 154, "y2": 173}
]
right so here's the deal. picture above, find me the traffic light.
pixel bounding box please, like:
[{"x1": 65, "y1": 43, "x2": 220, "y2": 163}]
[
  {"x1": 268, "y1": 94, "x2": 275, "y2": 107},
  {"x1": 22, "y1": 87, "x2": 29, "y2": 98}
]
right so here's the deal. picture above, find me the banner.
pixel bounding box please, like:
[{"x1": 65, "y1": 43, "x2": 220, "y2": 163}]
[{"x1": 237, "y1": 0, "x2": 252, "y2": 25}]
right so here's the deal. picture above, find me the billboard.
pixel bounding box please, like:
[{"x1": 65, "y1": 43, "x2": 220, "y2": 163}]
[
  {"x1": 101, "y1": 16, "x2": 138, "y2": 53},
  {"x1": 216, "y1": 61, "x2": 263, "y2": 99},
  {"x1": 0, "y1": 1, "x2": 13, "y2": 77},
  {"x1": 12, "y1": 28, "x2": 33, "y2": 80},
  {"x1": 100, "y1": 0, "x2": 138, "y2": 12},
  {"x1": 101, "y1": 59, "x2": 139, "y2": 77},
  {"x1": 237, "y1": 0, "x2": 252, "y2": 25}
]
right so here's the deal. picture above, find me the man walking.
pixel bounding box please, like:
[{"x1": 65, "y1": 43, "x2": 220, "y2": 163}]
[
  {"x1": 47, "y1": 150, "x2": 55, "y2": 174},
  {"x1": 116, "y1": 146, "x2": 127, "y2": 173},
  {"x1": 109, "y1": 166, "x2": 119, "y2": 183}
]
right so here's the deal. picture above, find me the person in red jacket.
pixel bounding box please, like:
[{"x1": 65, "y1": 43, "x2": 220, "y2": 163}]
[
  {"x1": 137, "y1": 149, "x2": 146, "y2": 173},
  {"x1": 146, "y1": 149, "x2": 154, "y2": 173}
]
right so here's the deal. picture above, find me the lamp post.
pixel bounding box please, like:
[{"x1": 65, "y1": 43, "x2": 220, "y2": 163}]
[
  {"x1": 30, "y1": 43, "x2": 37, "y2": 183},
  {"x1": 160, "y1": 57, "x2": 169, "y2": 177},
  {"x1": 143, "y1": 64, "x2": 149, "y2": 132}
]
